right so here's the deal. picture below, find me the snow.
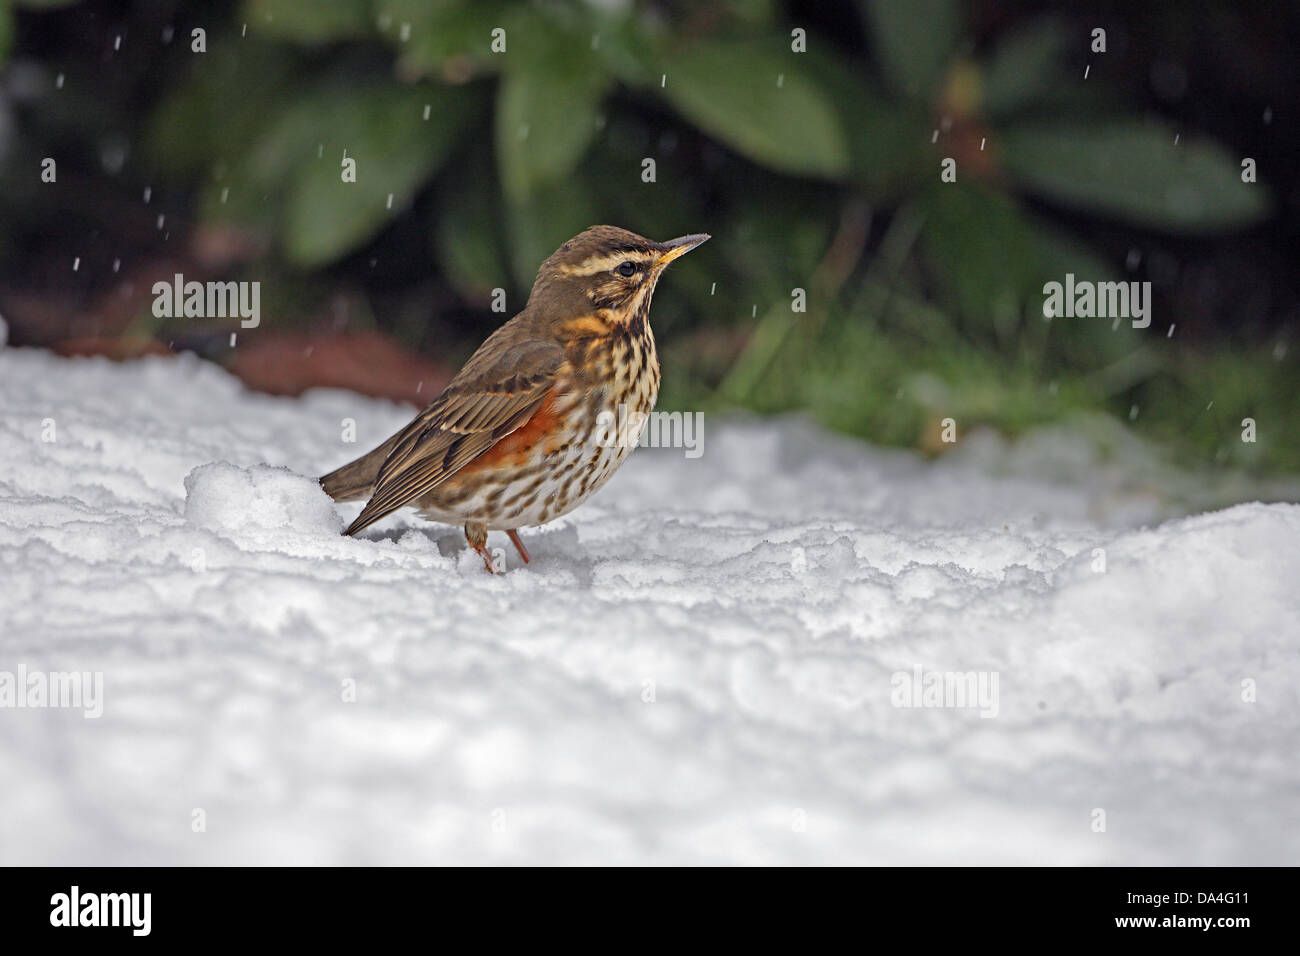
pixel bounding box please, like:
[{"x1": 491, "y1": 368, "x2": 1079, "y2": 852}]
[
  {"x1": 184, "y1": 462, "x2": 343, "y2": 538},
  {"x1": 1, "y1": 345, "x2": 1297, "y2": 865}
]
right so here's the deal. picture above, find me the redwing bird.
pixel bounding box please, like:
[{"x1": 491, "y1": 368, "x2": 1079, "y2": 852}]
[{"x1": 320, "y1": 225, "x2": 709, "y2": 571}]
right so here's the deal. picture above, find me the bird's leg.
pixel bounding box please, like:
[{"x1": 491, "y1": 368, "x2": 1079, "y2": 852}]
[
  {"x1": 506, "y1": 529, "x2": 531, "y2": 564},
  {"x1": 464, "y1": 521, "x2": 497, "y2": 573}
]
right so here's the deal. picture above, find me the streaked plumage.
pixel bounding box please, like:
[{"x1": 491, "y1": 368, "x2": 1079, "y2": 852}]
[{"x1": 319, "y1": 225, "x2": 708, "y2": 571}]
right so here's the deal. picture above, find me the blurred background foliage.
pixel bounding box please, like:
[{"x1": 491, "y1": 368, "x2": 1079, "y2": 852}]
[{"x1": 1, "y1": 0, "x2": 1296, "y2": 472}]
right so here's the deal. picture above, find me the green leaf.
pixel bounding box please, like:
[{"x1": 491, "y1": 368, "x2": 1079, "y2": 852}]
[
  {"x1": 147, "y1": 36, "x2": 301, "y2": 178},
  {"x1": 241, "y1": 0, "x2": 372, "y2": 45},
  {"x1": 505, "y1": 178, "x2": 597, "y2": 288},
  {"x1": 801, "y1": 52, "x2": 925, "y2": 196},
  {"x1": 282, "y1": 82, "x2": 471, "y2": 266},
  {"x1": 435, "y1": 153, "x2": 510, "y2": 300},
  {"x1": 378, "y1": 0, "x2": 512, "y2": 80},
  {"x1": 860, "y1": 0, "x2": 961, "y2": 98},
  {"x1": 0, "y1": 1, "x2": 11, "y2": 66},
  {"x1": 495, "y1": 45, "x2": 608, "y2": 199},
  {"x1": 587, "y1": 4, "x2": 659, "y2": 87},
  {"x1": 981, "y1": 17, "x2": 1069, "y2": 118},
  {"x1": 656, "y1": 41, "x2": 848, "y2": 179},
  {"x1": 195, "y1": 74, "x2": 361, "y2": 231},
  {"x1": 1002, "y1": 120, "x2": 1271, "y2": 232},
  {"x1": 919, "y1": 181, "x2": 1118, "y2": 349}
]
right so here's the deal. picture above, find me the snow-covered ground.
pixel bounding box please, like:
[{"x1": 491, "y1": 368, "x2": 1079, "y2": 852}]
[{"x1": 1, "y1": 345, "x2": 1297, "y2": 865}]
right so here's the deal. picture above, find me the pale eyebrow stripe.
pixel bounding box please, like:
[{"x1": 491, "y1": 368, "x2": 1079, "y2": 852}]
[{"x1": 555, "y1": 251, "x2": 654, "y2": 277}]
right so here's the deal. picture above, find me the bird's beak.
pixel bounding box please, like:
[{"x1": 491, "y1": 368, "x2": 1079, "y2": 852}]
[{"x1": 655, "y1": 233, "x2": 710, "y2": 269}]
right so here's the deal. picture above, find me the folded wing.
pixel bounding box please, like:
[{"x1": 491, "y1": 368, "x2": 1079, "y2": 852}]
[{"x1": 344, "y1": 334, "x2": 566, "y2": 536}]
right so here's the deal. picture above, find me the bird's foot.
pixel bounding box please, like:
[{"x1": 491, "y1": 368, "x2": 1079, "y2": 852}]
[
  {"x1": 464, "y1": 521, "x2": 500, "y2": 574},
  {"x1": 506, "y1": 529, "x2": 531, "y2": 564},
  {"x1": 473, "y1": 544, "x2": 499, "y2": 574}
]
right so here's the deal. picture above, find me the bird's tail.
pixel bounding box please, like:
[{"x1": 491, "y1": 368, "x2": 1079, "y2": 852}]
[{"x1": 319, "y1": 436, "x2": 400, "y2": 506}]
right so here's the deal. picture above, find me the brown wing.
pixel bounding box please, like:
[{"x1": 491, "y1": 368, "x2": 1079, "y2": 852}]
[{"x1": 344, "y1": 331, "x2": 566, "y2": 536}]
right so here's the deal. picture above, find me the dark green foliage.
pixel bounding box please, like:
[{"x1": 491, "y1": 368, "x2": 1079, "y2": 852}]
[{"x1": 0, "y1": 0, "x2": 1293, "y2": 473}]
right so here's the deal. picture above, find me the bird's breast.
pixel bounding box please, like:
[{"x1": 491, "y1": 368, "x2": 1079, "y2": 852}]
[
  {"x1": 416, "y1": 327, "x2": 660, "y2": 529},
  {"x1": 573, "y1": 326, "x2": 660, "y2": 417}
]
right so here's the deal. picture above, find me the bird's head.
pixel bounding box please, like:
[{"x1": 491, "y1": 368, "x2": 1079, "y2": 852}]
[{"x1": 529, "y1": 225, "x2": 709, "y2": 332}]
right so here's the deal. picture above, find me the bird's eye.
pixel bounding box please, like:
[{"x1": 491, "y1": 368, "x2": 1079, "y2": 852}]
[{"x1": 616, "y1": 261, "x2": 637, "y2": 277}]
